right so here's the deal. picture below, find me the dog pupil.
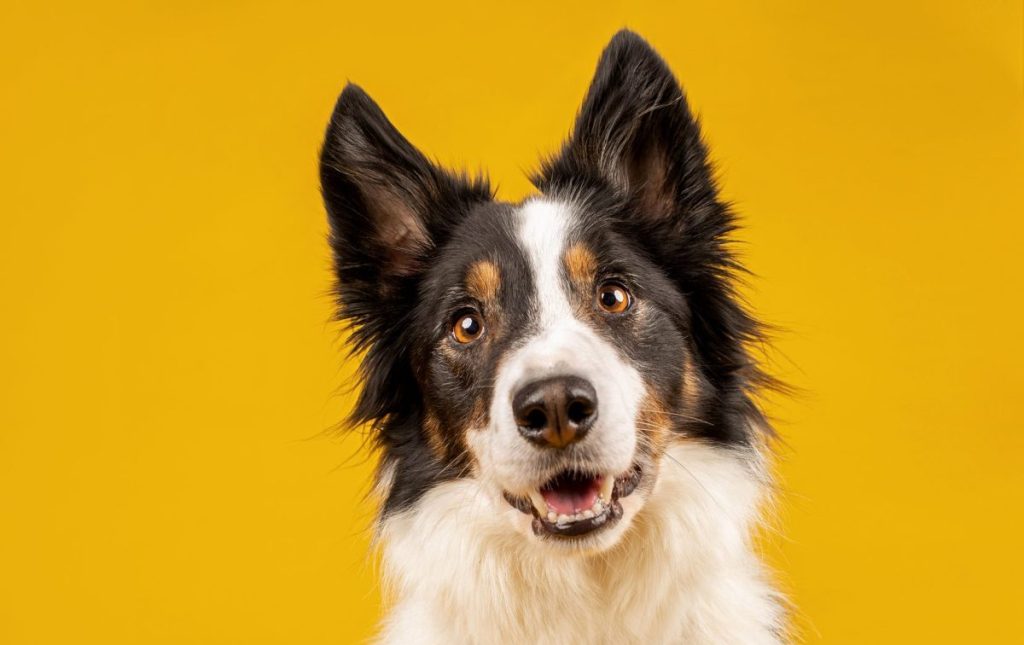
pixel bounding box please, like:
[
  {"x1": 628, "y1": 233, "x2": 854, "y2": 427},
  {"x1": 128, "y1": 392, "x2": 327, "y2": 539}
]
[
  {"x1": 461, "y1": 316, "x2": 479, "y2": 335},
  {"x1": 602, "y1": 290, "x2": 620, "y2": 307}
]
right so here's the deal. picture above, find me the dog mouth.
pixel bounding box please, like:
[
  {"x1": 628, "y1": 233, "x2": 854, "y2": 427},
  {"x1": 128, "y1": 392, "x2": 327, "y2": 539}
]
[{"x1": 503, "y1": 464, "x2": 644, "y2": 539}]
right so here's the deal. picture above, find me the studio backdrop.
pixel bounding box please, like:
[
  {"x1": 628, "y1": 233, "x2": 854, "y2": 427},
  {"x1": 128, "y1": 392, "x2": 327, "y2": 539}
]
[{"x1": 2, "y1": 1, "x2": 1022, "y2": 643}]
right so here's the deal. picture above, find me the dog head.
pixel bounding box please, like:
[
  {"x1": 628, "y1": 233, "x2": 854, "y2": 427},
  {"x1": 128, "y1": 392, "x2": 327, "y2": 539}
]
[{"x1": 320, "y1": 30, "x2": 769, "y2": 552}]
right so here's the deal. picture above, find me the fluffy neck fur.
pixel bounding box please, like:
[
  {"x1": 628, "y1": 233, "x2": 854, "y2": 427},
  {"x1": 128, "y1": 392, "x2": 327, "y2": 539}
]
[{"x1": 376, "y1": 441, "x2": 785, "y2": 644}]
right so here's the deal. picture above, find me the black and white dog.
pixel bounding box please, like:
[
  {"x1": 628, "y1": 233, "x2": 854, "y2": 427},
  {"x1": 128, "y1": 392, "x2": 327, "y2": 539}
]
[{"x1": 320, "y1": 30, "x2": 785, "y2": 644}]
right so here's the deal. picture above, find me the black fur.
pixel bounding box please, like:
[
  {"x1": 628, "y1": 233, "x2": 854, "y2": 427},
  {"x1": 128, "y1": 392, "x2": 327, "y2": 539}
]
[
  {"x1": 535, "y1": 30, "x2": 774, "y2": 444},
  {"x1": 320, "y1": 30, "x2": 773, "y2": 517},
  {"x1": 319, "y1": 84, "x2": 494, "y2": 513}
]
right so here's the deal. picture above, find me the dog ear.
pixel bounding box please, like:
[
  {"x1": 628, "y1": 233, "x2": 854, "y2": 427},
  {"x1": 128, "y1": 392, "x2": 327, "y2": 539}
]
[
  {"x1": 320, "y1": 83, "x2": 490, "y2": 318},
  {"x1": 320, "y1": 84, "x2": 490, "y2": 428},
  {"x1": 535, "y1": 30, "x2": 719, "y2": 224},
  {"x1": 538, "y1": 32, "x2": 773, "y2": 445}
]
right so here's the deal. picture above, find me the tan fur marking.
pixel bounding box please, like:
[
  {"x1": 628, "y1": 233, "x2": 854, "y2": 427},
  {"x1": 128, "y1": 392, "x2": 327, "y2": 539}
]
[
  {"x1": 637, "y1": 390, "x2": 672, "y2": 452},
  {"x1": 681, "y1": 351, "x2": 702, "y2": 411},
  {"x1": 466, "y1": 260, "x2": 501, "y2": 304},
  {"x1": 563, "y1": 243, "x2": 598, "y2": 286},
  {"x1": 469, "y1": 397, "x2": 488, "y2": 430},
  {"x1": 422, "y1": 408, "x2": 447, "y2": 461}
]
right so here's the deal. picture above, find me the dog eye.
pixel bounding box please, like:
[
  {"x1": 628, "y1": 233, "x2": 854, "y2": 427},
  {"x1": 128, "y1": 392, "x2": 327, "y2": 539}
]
[
  {"x1": 452, "y1": 311, "x2": 484, "y2": 344},
  {"x1": 596, "y1": 281, "x2": 631, "y2": 314}
]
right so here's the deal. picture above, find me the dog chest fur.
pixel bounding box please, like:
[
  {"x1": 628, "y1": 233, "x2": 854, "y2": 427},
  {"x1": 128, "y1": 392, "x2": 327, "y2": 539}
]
[{"x1": 377, "y1": 442, "x2": 784, "y2": 644}]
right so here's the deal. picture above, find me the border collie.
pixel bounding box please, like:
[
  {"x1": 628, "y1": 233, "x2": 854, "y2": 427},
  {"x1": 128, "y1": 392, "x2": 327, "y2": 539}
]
[{"x1": 319, "y1": 29, "x2": 786, "y2": 644}]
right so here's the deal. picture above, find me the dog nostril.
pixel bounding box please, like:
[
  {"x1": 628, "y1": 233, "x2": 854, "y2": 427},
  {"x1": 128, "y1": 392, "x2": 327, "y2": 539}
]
[
  {"x1": 524, "y1": 408, "x2": 548, "y2": 430},
  {"x1": 566, "y1": 399, "x2": 592, "y2": 425}
]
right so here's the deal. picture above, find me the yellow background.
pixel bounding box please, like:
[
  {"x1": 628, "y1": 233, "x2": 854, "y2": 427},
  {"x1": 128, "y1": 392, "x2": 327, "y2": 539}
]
[{"x1": 2, "y1": 1, "x2": 1022, "y2": 642}]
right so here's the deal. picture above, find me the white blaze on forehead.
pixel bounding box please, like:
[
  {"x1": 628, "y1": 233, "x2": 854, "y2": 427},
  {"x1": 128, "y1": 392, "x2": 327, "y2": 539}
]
[
  {"x1": 467, "y1": 197, "x2": 643, "y2": 496},
  {"x1": 516, "y1": 198, "x2": 575, "y2": 327}
]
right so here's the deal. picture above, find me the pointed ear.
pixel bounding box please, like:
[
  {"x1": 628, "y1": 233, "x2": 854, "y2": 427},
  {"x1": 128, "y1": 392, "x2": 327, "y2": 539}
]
[
  {"x1": 319, "y1": 84, "x2": 490, "y2": 312},
  {"x1": 535, "y1": 30, "x2": 718, "y2": 222}
]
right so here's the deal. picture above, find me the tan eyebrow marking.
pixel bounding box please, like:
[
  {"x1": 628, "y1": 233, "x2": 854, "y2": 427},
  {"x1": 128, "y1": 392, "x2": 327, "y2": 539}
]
[
  {"x1": 564, "y1": 243, "x2": 598, "y2": 286},
  {"x1": 466, "y1": 259, "x2": 501, "y2": 304}
]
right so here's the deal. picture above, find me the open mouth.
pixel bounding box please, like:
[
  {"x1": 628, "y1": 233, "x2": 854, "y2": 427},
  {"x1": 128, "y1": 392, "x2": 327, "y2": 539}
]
[{"x1": 504, "y1": 464, "x2": 644, "y2": 539}]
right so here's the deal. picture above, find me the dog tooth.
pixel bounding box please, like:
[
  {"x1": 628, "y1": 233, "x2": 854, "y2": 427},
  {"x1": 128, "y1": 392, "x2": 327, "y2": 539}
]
[
  {"x1": 547, "y1": 511, "x2": 557, "y2": 523},
  {"x1": 529, "y1": 490, "x2": 549, "y2": 516},
  {"x1": 557, "y1": 514, "x2": 570, "y2": 524},
  {"x1": 593, "y1": 500, "x2": 604, "y2": 513},
  {"x1": 599, "y1": 476, "x2": 615, "y2": 502},
  {"x1": 582, "y1": 509, "x2": 595, "y2": 519}
]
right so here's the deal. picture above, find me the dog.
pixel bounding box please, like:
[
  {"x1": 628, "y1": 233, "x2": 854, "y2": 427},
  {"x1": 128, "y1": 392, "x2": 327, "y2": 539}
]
[{"x1": 319, "y1": 29, "x2": 786, "y2": 644}]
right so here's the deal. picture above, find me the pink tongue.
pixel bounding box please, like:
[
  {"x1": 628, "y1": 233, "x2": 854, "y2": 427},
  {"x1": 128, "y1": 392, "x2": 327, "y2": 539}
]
[{"x1": 541, "y1": 483, "x2": 599, "y2": 515}]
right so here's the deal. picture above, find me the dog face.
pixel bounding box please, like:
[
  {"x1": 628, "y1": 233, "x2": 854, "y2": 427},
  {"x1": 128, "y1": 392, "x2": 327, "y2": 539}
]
[{"x1": 320, "y1": 31, "x2": 768, "y2": 551}]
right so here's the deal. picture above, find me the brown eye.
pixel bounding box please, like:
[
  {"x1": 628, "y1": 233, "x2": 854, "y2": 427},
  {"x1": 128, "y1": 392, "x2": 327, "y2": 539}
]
[
  {"x1": 452, "y1": 311, "x2": 484, "y2": 344},
  {"x1": 596, "y1": 281, "x2": 631, "y2": 314}
]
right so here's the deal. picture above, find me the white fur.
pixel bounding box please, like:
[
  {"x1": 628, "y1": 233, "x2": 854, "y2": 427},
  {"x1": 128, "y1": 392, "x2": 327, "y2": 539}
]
[{"x1": 377, "y1": 441, "x2": 784, "y2": 644}]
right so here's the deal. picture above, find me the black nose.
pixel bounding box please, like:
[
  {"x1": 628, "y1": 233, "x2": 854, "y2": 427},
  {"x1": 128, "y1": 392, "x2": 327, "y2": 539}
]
[{"x1": 512, "y1": 376, "x2": 598, "y2": 448}]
